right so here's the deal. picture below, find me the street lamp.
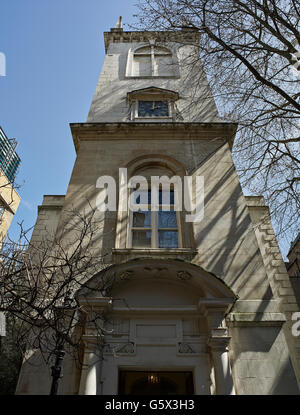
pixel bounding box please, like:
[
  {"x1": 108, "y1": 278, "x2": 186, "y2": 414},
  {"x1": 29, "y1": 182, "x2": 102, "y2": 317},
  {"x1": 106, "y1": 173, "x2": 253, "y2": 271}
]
[
  {"x1": 50, "y1": 342, "x2": 65, "y2": 395},
  {"x1": 50, "y1": 291, "x2": 75, "y2": 395}
]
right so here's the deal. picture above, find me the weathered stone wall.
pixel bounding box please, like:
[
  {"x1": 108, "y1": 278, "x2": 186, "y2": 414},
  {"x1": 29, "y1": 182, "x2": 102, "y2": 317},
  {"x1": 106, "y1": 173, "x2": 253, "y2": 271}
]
[
  {"x1": 87, "y1": 38, "x2": 220, "y2": 123},
  {"x1": 29, "y1": 195, "x2": 65, "y2": 247},
  {"x1": 246, "y1": 200, "x2": 300, "y2": 390}
]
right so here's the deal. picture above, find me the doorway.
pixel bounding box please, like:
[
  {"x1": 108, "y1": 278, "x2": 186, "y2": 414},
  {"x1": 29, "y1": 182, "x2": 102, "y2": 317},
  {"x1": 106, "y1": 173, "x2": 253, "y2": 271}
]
[{"x1": 118, "y1": 371, "x2": 194, "y2": 395}]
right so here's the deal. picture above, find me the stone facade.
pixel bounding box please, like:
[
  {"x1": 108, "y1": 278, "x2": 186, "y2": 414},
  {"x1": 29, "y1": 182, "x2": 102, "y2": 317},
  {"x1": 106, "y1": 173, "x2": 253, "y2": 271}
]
[{"x1": 16, "y1": 24, "x2": 300, "y2": 395}]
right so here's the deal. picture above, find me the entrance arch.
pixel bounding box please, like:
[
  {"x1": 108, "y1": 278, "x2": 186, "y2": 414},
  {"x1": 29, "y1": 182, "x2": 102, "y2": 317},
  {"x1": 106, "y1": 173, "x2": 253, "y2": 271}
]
[{"x1": 77, "y1": 258, "x2": 237, "y2": 395}]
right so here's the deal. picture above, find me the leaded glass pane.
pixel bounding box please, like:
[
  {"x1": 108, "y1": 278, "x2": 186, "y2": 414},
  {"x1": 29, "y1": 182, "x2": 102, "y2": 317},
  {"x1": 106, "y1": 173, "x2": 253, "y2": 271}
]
[
  {"x1": 138, "y1": 101, "x2": 169, "y2": 117},
  {"x1": 155, "y1": 55, "x2": 174, "y2": 76},
  {"x1": 159, "y1": 231, "x2": 178, "y2": 248},
  {"x1": 135, "y1": 190, "x2": 151, "y2": 205},
  {"x1": 133, "y1": 56, "x2": 151, "y2": 76},
  {"x1": 159, "y1": 190, "x2": 174, "y2": 205},
  {"x1": 132, "y1": 230, "x2": 151, "y2": 248},
  {"x1": 158, "y1": 211, "x2": 177, "y2": 228},
  {"x1": 133, "y1": 211, "x2": 151, "y2": 227}
]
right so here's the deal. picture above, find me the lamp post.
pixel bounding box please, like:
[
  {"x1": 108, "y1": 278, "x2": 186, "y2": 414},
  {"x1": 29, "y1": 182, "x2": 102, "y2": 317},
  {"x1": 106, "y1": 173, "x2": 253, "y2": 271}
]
[
  {"x1": 49, "y1": 292, "x2": 75, "y2": 395},
  {"x1": 50, "y1": 342, "x2": 65, "y2": 395}
]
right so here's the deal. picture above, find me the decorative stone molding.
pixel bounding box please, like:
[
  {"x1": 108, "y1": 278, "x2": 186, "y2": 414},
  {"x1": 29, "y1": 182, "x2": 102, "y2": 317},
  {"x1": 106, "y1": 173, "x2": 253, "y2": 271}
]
[
  {"x1": 144, "y1": 266, "x2": 168, "y2": 272},
  {"x1": 211, "y1": 328, "x2": 228, "y2": 338},
  {"x1": 103, "y1": 342, "x2": 135, "y2": 355},
  {"x1": 81, "y1": 335, "x2": 104, "y2": 354},
  {"x1": 178, "y1": 342, "x2": 195, "y2": 354},
  {"x1": 119, "y1": 270, "x2": 134, "y2": 281},
  {"x1": 207, "y1": 336, "x2": 231, "y2": 352},
  {"x1": 177, "y1": 270, "x2": 192, "y2": 281},
  {"x1": 127, "y1": 87, "x2": 179, "y2": 103},
  {"x1": 227, "y1": 312, "x2": 286, "y2": 326},
  {"x1": 77, "y1": 297, "x2": 112, "y2": 313},
  {"x1": 112, "y1": 248, "x2": 198, "y2": 263},
  {"x1": 70, "y1": 123, "x2": 238, "y2": 154},
  {"x1": 104, "y1": 29, "x2": 201, "y2": 53}
]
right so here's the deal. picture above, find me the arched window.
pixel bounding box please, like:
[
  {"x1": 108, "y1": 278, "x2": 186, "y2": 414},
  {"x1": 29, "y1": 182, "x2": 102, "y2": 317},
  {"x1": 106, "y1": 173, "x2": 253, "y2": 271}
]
[
  {"x1": 115, "y1": 156, "x2": 193, "y2": 251},
  {"x1": 127, "y1": 165, "x2": 182, "y2": 249},
  {"x1": 131, "y1": 45, "x2": 175, "y2": 77}
]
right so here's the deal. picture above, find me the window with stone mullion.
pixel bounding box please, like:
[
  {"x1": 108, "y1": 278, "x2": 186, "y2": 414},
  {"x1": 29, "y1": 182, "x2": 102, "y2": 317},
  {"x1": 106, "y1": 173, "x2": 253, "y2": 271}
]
[
  {"x1": 133, "y1": 46, "x2": 173, "y2": 77},
  {"x1": 131, "y1": 189, "x2": 178, "y2": 249}
]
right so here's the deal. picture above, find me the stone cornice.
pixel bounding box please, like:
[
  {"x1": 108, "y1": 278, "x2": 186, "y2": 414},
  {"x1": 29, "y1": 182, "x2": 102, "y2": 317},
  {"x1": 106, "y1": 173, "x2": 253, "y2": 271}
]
[
  {"x1": 104, "y1": 29, "x2": 201, "y2": 53},
  {"x1": 112, "y1": 248, "x2": 198, "y2": 264},
  {"x1": 77, "y1": 297, "x2": 113, "y2": 313},
  {"x1": 70, "y1": 122, "x2": 237, "y2": 153},
  {"x1": 227, "y1": 312, "x2": 286, "y2": 325},
  {"x1": 207, "y1": 336, "x2": 232, "y2": 351}
]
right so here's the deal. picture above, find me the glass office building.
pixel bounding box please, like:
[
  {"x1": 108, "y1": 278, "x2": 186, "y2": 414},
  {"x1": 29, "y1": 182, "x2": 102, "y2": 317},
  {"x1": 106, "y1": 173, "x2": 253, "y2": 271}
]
[{"x1": 0, "y1": 127, "x2": 21, "y2": 182}]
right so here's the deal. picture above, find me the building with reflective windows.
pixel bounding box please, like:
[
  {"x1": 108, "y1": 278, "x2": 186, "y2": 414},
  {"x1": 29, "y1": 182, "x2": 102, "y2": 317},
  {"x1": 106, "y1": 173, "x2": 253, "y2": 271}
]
[{"x1": 0, "y1": 127, "x2": 20, "y2": 244}]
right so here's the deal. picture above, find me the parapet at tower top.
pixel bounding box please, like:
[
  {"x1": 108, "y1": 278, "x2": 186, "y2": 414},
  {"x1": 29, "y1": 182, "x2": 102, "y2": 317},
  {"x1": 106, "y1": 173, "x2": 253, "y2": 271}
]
[{"x1": 104, "y1": 16, "x2": 200, "y2": 53}]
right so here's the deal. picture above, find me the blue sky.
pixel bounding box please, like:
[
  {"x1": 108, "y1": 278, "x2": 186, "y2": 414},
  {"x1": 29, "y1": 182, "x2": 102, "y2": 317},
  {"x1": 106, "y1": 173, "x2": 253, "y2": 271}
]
[{"x1": 0, "y1": 0, "x2": 137, "y2": 241}]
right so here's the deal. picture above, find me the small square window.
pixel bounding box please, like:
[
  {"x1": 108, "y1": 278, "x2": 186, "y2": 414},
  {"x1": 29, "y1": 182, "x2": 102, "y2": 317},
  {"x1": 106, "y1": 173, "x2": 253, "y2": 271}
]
[{"x1": 138, "y1": 101, "x2": 169, "y2": 117}]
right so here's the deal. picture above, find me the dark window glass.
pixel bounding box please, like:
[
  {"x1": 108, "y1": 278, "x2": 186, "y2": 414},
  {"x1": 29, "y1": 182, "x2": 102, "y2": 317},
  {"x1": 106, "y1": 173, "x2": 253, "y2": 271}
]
[
  {"x1": 133, "y1": 211, "x2": 151, "y2": 227},
  {"x1": 135, "y1": 190, "x2": 151, "y2": 205},
  {"x1": 134, "y1": 189, "x2": 174, "y2": 205},
  {"x1": 132, "y1": 230, "x2": 151, "y2": 248},
  {"x1": 130, "y1": 186, "x2": 179, "y2": 249},
  {"x1": 158, "y1": 211, "x2": 177, "y2": 228},
  {"x1": 159, "y1": 231, "x2": 178, "y2": 248},
  {"x1": 138, "y1": 101, "x2": 169, "y2": 117},
  {"x1": 159, "y1": 190, "x2": 174, "y2": 205}
]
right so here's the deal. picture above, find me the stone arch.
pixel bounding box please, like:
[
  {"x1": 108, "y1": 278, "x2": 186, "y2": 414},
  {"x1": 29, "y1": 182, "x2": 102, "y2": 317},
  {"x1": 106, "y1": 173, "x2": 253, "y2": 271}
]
[
  {"x1": 126, "y1": 154, "x2": 187, "y2": 178},
  {"x1": 77, "y1": 259, "x2": 237, "y2": 395},
  {"x1": 77, "y1": 258, "x2": 236, "y2": 304}
]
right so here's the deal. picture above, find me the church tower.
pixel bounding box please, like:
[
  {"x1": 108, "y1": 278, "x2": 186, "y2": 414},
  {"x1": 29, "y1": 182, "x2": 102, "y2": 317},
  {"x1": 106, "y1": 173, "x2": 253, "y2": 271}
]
[{"x1": 16, "y1": 20, "x2": 300, "y2": 395}]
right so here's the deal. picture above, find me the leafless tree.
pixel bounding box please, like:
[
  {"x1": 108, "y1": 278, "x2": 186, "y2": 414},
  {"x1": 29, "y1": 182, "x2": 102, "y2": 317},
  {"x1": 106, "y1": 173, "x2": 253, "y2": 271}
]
[
  {"x1": 135, "y1": 0, "x2": 300, "y2": 251},
  {"x1": 0, "y1": 206, "x2": 113, "y2": 393}
]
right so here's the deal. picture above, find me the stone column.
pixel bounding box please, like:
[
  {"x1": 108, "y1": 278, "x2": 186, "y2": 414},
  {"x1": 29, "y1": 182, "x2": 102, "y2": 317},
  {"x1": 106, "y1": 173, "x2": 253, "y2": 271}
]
[
  {"x1": 199, "y1": 300, "x2": 236, "y2": 395},
  {"x1": 208, "y1": 335, "x2": 235, "y2": 395},
  {"x1": 77, "y1": 298, "x2": 112, "y2": 395},
  {"x1": 79, "y1": 336, "x2": 103, "y2": 395}
]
